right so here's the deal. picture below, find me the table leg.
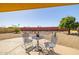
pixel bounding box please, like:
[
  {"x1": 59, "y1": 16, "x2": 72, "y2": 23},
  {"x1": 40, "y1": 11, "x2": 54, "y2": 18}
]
[
  {"x1": 37, "y1": 40, "x2": 39, "y2": 49},
  {"x1": 34, "y1": 40, "x2": 44, "y2": 55}
]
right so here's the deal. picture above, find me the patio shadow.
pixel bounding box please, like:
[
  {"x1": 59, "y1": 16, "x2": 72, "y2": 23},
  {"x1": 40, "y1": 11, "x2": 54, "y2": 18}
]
[{"x1": 46, "y1": 50, "x2": 60, "y2": 55}]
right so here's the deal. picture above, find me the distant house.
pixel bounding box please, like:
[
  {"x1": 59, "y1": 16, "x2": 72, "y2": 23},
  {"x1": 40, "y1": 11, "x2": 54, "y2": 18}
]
[{"x1": 20, "y1": 27, "x2": 67, "y2": 31}]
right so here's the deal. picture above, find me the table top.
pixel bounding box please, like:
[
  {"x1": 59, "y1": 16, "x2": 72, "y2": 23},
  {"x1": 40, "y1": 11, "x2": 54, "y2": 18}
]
[{"x1": 32, "y1": 36, "x2": 42, "y2": 40}]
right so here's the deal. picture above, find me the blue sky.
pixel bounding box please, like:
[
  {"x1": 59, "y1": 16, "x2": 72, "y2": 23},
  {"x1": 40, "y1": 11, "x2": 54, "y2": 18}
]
[{"x1": 0, "y1": 4, "x2": 79, "y2": 27}]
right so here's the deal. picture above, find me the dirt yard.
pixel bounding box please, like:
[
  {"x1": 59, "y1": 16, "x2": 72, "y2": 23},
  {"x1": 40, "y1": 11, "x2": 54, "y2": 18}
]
[
  {"x1": 57, "y1": 31, "x2": 79, "y2": 49},
  {"x1": 0, "y1": 33, "x2": 22, "y2": 40}
]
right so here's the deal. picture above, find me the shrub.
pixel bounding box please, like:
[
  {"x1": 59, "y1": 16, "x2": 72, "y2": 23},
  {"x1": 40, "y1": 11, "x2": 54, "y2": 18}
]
[{"x1": 15, "y1": 28, "x2": 21, "y2": 34}]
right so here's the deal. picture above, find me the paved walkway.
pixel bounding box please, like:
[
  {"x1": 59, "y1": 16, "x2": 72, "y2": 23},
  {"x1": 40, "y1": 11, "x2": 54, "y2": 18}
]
[{"x1": 0, "y1": 37, "x2": 79, "y2": 55}]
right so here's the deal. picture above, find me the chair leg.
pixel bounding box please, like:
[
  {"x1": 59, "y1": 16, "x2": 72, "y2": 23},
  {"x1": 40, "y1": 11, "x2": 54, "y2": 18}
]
[
  {"x1": 31, "y1": 41, "x2": 33, "y2": 45},
  {"x1": 49, "y1": 48, "x2": 55, "y2": 52},
  {"x1": 44, "y1": 47, "x2": 49, "y2": 55},
  {"x1": 26, "y1": 51, "x2": 31, "y2": 55}
]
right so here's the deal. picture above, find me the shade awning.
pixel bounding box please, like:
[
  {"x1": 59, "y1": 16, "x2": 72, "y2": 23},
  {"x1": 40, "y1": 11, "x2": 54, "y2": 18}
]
[{"x1": 0, "y1": 3, "x2": 78, "y2": 12}]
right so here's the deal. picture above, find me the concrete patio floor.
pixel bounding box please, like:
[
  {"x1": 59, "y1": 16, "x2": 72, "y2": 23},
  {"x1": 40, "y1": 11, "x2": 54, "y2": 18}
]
[{"x1": 0, "y1": 37, "x2": 79, "y2": 55}]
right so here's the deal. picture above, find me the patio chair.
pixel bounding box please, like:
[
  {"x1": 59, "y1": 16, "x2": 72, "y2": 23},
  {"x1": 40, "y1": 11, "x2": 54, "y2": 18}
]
[
  {"x1": 22, "y1": 31, "x2": 33, "y2": 49},
  {"x1": 44, "y1": 32, "x2": 57, "y2": 51}
]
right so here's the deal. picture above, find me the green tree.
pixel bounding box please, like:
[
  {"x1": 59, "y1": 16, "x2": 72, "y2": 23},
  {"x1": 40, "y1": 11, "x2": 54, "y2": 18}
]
[
  {"x1": 59, "y1": 16, "x2": 76, "y2": 34},
  {"x1": 74, "y1": 22, "x2": 79, "y2": 29},
  {"x1": 75, "y1": 22, "x2": 79, "y2": 35}
]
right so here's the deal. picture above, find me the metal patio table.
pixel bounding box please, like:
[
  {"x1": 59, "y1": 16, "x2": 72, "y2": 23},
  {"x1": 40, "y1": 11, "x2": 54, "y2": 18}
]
[{"x1": 32, "y1": 35, "x2": 45, "y2": 55}]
